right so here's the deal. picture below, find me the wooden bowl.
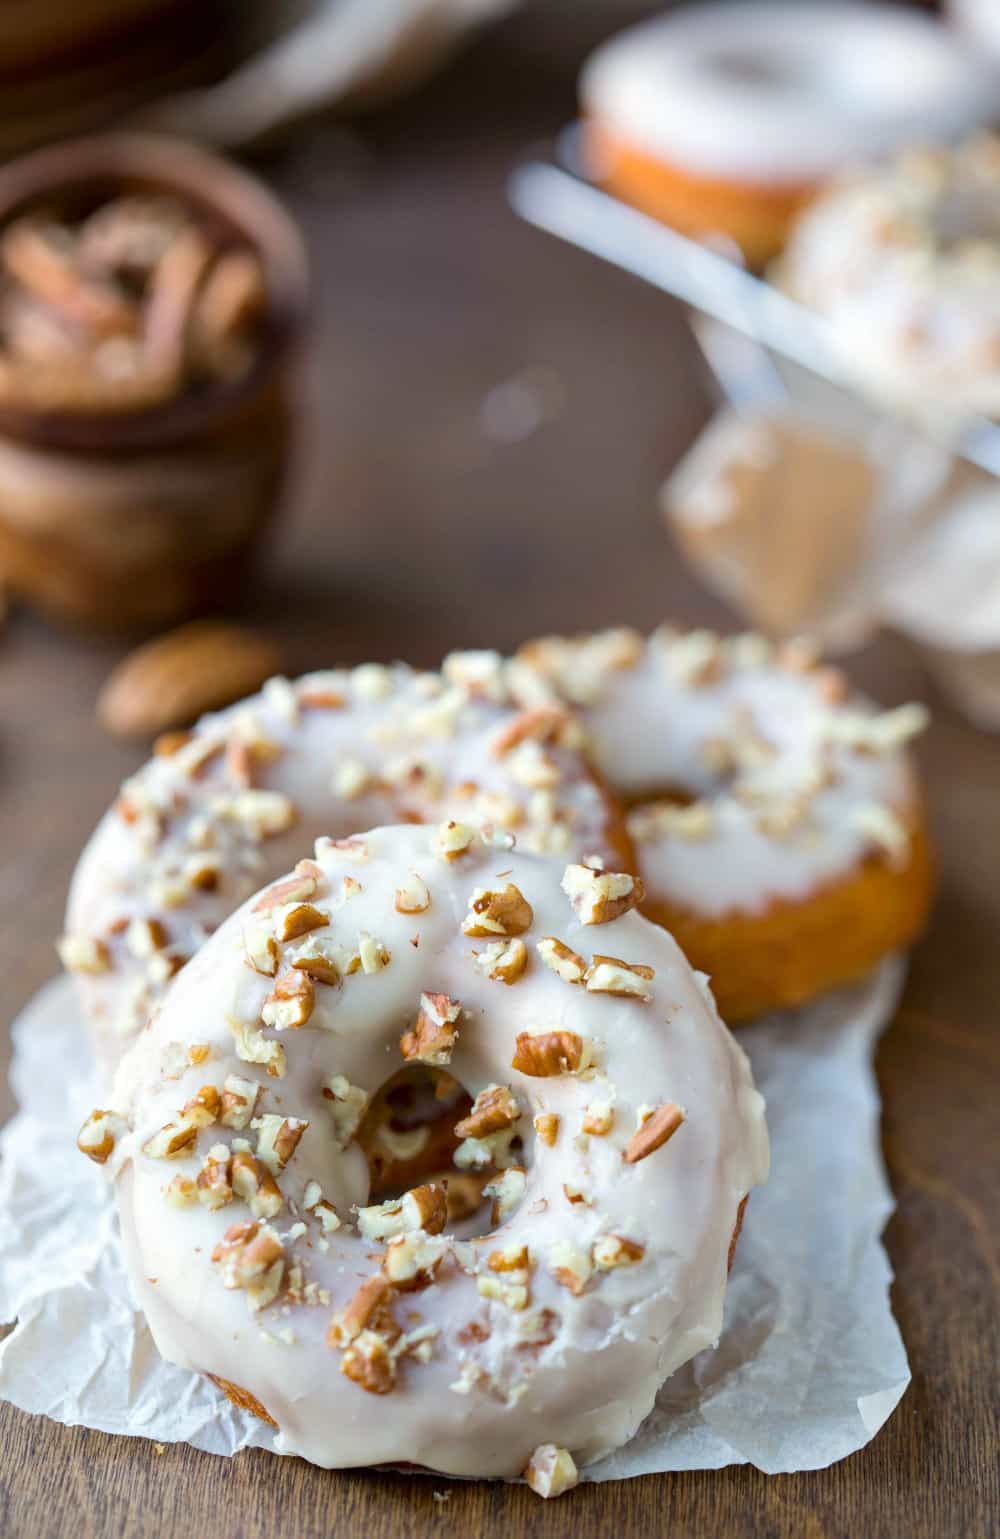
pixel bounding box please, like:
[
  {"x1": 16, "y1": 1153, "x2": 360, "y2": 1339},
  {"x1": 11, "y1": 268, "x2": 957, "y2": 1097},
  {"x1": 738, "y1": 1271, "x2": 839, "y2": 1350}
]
[{"x1": 0, "y1": 132, "x2": 308, "y2": 629}]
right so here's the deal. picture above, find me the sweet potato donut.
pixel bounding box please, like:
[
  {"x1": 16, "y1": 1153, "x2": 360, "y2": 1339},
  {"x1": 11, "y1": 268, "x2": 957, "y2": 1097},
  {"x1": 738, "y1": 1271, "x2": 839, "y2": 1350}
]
[
  {"x1": 778, "y1": 136, "x2": 1000, "y2": 423},
  {"x1": 579, "y1": 3, "x2": 995, "y2": 266},
  {"x1": 60, "y1": 657, "x2": 626, "y2": 1073},
  {"x1": 78, "y1": 823, "x2": 768, "y2": 1484},
  {"x1": 511, "y1": 627, "x2": 933, "y2": 1023}
]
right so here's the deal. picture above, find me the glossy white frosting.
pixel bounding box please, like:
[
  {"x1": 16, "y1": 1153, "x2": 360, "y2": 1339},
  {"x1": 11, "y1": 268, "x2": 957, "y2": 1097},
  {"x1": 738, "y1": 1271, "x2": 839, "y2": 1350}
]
[
  {"x1": 512, "y1": 628, "x2": 925, "y2": 918},
  {"x1": 950, "y1": 0, "x2": 1000, "y2": 63},
  {"x1": 103, "y1": 824, "x2": 768, "y2": 1477},
  {"x1": 780, "y1": 137, "x2": 1000, "y2": 422},
  {"x1": 64, "y1": 660, "x2": 617, "y2": 1069},
  {"x1": 581, "y1": 2, "x2": 994, "y2": 184}
]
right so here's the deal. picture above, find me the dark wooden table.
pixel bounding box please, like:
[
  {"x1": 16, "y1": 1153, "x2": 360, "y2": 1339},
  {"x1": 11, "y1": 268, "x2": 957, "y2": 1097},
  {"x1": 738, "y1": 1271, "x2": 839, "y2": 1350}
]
[{"x1": 1, "y1": 7, "x2": 997, "y2": 1536}]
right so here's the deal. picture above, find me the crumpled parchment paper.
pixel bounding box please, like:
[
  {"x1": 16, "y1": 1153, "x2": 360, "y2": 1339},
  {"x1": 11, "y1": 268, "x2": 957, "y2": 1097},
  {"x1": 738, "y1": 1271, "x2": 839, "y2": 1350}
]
[{"x1": 0, "y1": 965, "x2": 910, "y2": 1478}]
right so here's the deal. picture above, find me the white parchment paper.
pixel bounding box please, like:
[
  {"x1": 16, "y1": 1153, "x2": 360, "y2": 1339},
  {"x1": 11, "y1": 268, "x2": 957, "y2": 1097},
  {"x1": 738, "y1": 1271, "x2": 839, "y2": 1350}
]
[{"x1": 0, "y1": 967, "x2": 910, "y2": 1478}]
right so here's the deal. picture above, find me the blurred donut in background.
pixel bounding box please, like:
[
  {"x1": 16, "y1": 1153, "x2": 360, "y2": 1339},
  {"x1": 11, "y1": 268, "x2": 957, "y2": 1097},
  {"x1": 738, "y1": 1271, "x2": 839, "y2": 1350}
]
[{"x1": 579, "y1": 1, "x2": 997, "y2": 267}]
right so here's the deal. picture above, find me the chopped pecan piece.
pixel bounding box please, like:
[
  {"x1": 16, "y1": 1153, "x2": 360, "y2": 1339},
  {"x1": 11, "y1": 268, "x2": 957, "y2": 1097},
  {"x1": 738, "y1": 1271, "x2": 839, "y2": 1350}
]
[
  {"x1": 253, "y1": 1113, "x2": 308, "y2": 1171},
  {"x1": 196, "y1": 1146, "x2": 233, "y2": 1210},
  {"x1": 462, "y1": 883, "x2": 533, "y2": 938},
  {"x1": 436, "y1": 820, "x2": 476, "y2": 860},
  {"x1": 483, "y1": 1165, "x2": 527, "y2": 1223},
  {"x1": 382, "y1": 1231, "x2": 448, "y2": 1290},
  {"x1": 219, "y1": 1074, "x2": 259, "y2": 1130},
  {"x1": 57, "y1": 934, "x2": 111, "y2": 975},
  {"x1": 243, "y1": 922, "x2": 279, "y2": 977},
  {"x1": 524, "y1": 1444, "x2": 579, "y2": 1499},
  {"x1": 230, "y1": 1150, "x2": 283, "y2": 1218},
  {"x1": 592, "y1": 1234, "x2": 645, "y2": 1270},
  {"x1": 357, "y1": 1183, "x2": 447, "y2": 1241},
  {"x1": 400, "y1": 992, "x2": 462, "y2": 1065},
  {"x1": 561, "y1": 864, "x2": 645, "y2": 925},
  {"x1": 472, "y1": 937, "x2": 528, "y2": 984},
  {"x1": 583, "y1": 955, "x2": 654, "y2": 1000},
  {"x1": 548, "y1": 1241, "x2": 591, "y2": 1296},
  {"x1": 536, "y1": 937, "x2": 586, "y2": 984},
  {"x1": 454, "y1": 1084, "x2": 521, "y2": 1140},
  {"x1": 341, "y1": 1330, "x2": 396, "y2": 1395},
  {"x1": 623, "y1": 1102, "x2": 685, "y2": 1164},
  {"x1": 394, "y1": 871, "x2": 431, "y2": 914},
  {"x1": 77, "y1": 1108, "x2": 127, "y2": 1165},
  {"x1": 511, "y1": 1030, "x2": 591, "y2": 1077},
  {"x1": 327, "y1": 1273, "x2": 396, "y2": 1347},
  {"x1": 322, "y1": 1075, "x2": 369, "y2": 1147},
  {"x1": 273, "y1": 902, "x2": 328, "y2": 943},
  {"x1": 261, "y1": 968, "x2": 315, "y2": 1030},
  {"x1": 533, "y1": 1112, "x2": 560, "y2": 1147}
]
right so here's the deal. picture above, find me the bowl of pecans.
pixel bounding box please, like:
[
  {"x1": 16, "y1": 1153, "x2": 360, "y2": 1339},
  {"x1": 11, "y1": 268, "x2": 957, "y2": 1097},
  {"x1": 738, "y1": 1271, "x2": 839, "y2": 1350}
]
[{"x1": 0, "y1": 133, "x2": 308, "y2": 629}]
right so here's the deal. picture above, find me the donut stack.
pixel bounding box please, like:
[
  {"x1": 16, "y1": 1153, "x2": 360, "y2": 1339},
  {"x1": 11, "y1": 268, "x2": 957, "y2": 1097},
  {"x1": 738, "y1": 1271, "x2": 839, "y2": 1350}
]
[{"x1": 67, "y1": 625, "x2": 931, "y2": 1490}]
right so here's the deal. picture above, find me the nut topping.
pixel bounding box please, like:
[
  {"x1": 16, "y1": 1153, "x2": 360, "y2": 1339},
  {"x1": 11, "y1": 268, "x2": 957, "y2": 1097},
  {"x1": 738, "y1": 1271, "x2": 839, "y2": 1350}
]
[
  {"x1": 273, "y1": 903, "x2": 328, "y2": 943},
  {"x1": 357, "y1": 1183, "x2": 447, "y2": 1241},
  {"x1": 341, "y1": 1330, "x2": 396, "y2": 1395},
  {"x1": 453, "y1": 1084, "x2": 521, "y2": 1139},
  {"x1": 394, "y1": 871, "x2": 431, "y2": 914},
  {"x1": 524, "y1": 1444, "x2": 579, "y2": 1499},
  {"x1": 261, "y1": 969, "x2": 315, "y2": 1031},
  {"x1": 219, "y1": 1075, "x2": 260, "y2": 1130},
  {"x1": 548, "y1": 1241, "x2": 592, "y2": 1296},
  {"x1": 536, "y1": 937, "x2": 586, "y2": 984},
  {"x1": 561, "y1": 864, "x2": 645, "y2": 925},
  {"x1": 583, "y1": 955, "x2": 654, "y2": 1000},
  {"x1": 483, "y1": 1165, "x2": 527, "y2": 1223},
  {"x1": 57, "y1": 934, "x2": 111, "y2": 975},
  {"x1": 472, "y1": 937, "x2": 528, "y2": 984},
  {"x1": 77, "y1": 1108, "x2": 127, "y2": 1165},
  {"x1": 533, "y1": 1112, "x2": 560, "y2": 1147},
  {"x1": 400, "y1": 993, "x2": 462, "y2": 1065},
  {"x1": 230, "y1": 1150, "x2": 283, "y2": 1219},
  {"x1": 462, "y1": 883, "x2": 534, "y2": 938},
  {"x1": 592, "y1": 1234, "x2": 645, "y2": 1270},
  {"x1": 322, "y1": 1075, "x2": 370, "y2": 1148},
  {"x1": 436, "y1": 820, "x2": 475, "y2": 861},
  {"x1": 382, "y1": 1231, "x2": 448, "y2": 1290},
  {"x1": 253, "y1": 1113, "x2": 308, "y2": 1172},
  {"x1": 328, "y1": 1273, "x2": 396, "y2": 1347},
  {"x1": 624, "y1": 1102, "x2": 685, "y2": 1164},
  {"x1": 511, "y1": 1030, "x2": 592, "y2": 1077}
]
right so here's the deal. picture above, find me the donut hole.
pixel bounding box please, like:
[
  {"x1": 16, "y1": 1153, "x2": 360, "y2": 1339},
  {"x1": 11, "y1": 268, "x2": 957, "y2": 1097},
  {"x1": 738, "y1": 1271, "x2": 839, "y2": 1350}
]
[{"x1": 357, "y1": 1065, "x2": 526, "y2": 1238}]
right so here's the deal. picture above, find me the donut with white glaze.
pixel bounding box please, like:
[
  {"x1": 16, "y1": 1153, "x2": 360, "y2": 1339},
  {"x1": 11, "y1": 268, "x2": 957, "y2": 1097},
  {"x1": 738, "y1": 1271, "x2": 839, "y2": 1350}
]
[
  {"x1": 61, "y1": 659, "x2": 626, "y2": 1073},
  {"x1": 511, "y1": 627, "x2": 933, "y2": 1022},
  {"x1": 779, "y1": 136, "x2": 1000, "y2": 423},
  {"x1": 79, "y1": 822, "x2": 768, "y2": 1483},
  {"x1": 580, "y1": 2, "x2": 996, "y2": 265}
]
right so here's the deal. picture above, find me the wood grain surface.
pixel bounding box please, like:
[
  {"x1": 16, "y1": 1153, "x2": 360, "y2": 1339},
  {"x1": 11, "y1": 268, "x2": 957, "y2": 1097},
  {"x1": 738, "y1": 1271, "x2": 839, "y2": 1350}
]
[{"x1": 0, "y1": 6, "x2": 997, "y2": 1536}]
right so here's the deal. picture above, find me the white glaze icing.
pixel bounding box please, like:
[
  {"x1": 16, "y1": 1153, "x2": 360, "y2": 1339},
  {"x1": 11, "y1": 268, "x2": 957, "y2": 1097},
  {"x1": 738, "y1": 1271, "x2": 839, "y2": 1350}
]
[
  {"x1": 950, "y1": 0, "x2": 1000, "y2": 64},
  {"x1": 511, "y1": 628, "x2": 925, "y2": 918},
  {"x1": 64, "y1": 661, "x2": 617, "y2": 1069},
  {"x1": 581, "y1": 3, "x2": 995, "y2": 184},
  {"x1": 98, "y1": 823, "x2": 768, "y2": 1477},
  {"x1": 780, "y1": 137, "x2": 1000, "y2": 422}
]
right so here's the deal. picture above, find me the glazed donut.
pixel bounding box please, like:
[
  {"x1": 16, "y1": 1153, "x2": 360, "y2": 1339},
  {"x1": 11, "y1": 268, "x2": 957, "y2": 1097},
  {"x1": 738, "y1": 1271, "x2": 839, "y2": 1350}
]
[
  {"x1": 510, "y1": 627, "x2": 933, "y2": 1023},
  {"x1": 60, "y1": 658, "x2": 625, "y2": 1072},
  {"x1": 779, "y1": 136, "x2": 1000, "y2": 423},
  {"x1": 80, "y1": 822, "x2": 768, "y2": 1482},
  {"x1": 579, "y1": 3, "x2": 996, "y2": 266}
]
